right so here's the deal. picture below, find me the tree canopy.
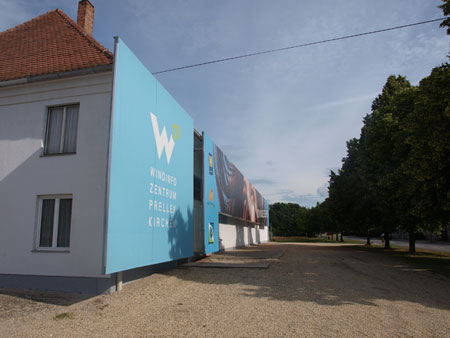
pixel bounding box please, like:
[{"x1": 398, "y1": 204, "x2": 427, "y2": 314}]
[{"x1": 323, "y1": 64, "x2": 450, "y2": 252}]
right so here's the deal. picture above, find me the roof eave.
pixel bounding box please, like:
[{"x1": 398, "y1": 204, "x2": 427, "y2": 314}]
[{"x1": 0, "y1": 64, "x2": 113, "y2": 88}]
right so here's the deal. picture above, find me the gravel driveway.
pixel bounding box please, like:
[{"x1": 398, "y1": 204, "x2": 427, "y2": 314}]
[{"x1": 1, "y1": 242, "x2": 450, "y2": 337}]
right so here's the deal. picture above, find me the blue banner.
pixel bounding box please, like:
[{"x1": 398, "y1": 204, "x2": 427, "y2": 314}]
[
  {"x1": 106, "y1": 38, "x2": 193, "y2": 274},
  {"x1": 203, "y1": 133, "x2": 220, "y2": 254}
]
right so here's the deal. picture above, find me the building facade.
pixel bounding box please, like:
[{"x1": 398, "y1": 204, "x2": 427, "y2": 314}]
[{"x1": 0, "y1": 1, "x2": 269, "y2": 294}]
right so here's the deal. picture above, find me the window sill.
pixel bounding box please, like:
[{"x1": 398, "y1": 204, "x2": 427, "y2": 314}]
[
  {"x1": 32, "y1": 248, "x2": 70, "y2": 253},
  {"x1": 40, "y1": 152, "x2": 76, "y2": 157}
]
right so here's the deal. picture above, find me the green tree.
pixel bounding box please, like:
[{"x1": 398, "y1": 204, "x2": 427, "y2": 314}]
[
  {"x1": 358, "y1": 75, "x2": 412, "y2": 249},
  {"x1": 402, "y1": 64, "x2": 450, "y2": 242},
  {"x1": 306, "y1": 201, "x2": 331, "y2": 237},
  {"x1": 439, "y1": 0, "x2": 450, "y2": 35},
  {"x1": 269, "y1": 202, "x2": 311, "y2": 236},
  {"x1": 327, "y1": 138, "x2": 377, "y2": 244},
  {"x1": 376, "y1": 84, "x2": 420, "y2": 252},
  {"x1": 355, "y1": 67, "x2": 449, "y2": 252}
]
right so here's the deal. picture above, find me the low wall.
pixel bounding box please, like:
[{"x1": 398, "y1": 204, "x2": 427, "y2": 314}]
[
  {"x1": 0, "y1": 274, "x2": 115, "y2": 294},
  {"x1": 0, "y1": 259, "x2": 185, "y2": 295},
  {"x1": 218, "y1": 223, "x2": 269, "y2": 251}
]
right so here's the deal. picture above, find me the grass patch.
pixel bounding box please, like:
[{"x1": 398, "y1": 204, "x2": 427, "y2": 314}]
[
  {"x1": 272, "y1": 236, "x2": 364, "y2": 244},
  {"x1": 53, "y1": 312, "x2": 75, "y2": 320},
  {"x1": 348, "y1": 245, "x2": 450, "y2": 279}
]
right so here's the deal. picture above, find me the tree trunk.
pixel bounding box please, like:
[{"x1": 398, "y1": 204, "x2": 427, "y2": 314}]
[
  {"x1": 384, "y1": 232, "x2": 391, "y2": 249},
  {"x1": 446, "y1": 223, "x2": 450, "y2": 241},
  {"x1": 408, "y1": 226, "x2": 416, "y2": 253},
  {"x1": 340, "y1": 232, "x2": 344, "y2": 242},
  {"x1": 366, "y1": 229, "x2": 371, "y2": 245}
]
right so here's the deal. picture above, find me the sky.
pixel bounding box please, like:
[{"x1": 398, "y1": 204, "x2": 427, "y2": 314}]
[{"x1": 1, "y1": 0, "x2": 448, "y2": 207}]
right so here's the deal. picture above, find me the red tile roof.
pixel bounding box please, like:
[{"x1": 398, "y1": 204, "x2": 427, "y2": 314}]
[{"x1": 0, "y1": 9, "x2": 113, "y2": 82}]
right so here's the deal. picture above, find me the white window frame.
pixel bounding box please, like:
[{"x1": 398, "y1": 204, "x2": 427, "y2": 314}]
[
  {"x1": 43, "y1": 104, "x2": 79, "y2": 155},
  {"x1": 35, "y1": 194, "x2": 73, "y2": 252}
]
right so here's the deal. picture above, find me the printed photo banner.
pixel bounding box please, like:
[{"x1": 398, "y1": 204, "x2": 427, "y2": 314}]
[
  {"x1": 203, "y1": 133, "x2": 269, "y2": 229},
  {"x1": 213, "y1": 145, "x2": 269, "y2": 225}
]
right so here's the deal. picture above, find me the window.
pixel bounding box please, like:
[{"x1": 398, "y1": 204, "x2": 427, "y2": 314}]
[
  {"x1": 44, "y1": 105, "x2": 79, "y2": 155},
  {"x1": 36, "y1": 196, "x2": 72, "y2": 249}
]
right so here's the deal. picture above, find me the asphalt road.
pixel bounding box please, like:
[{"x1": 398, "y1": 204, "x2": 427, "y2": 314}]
[{"x1": 345, "y1": 235, "x2": 450, "y2": 252}]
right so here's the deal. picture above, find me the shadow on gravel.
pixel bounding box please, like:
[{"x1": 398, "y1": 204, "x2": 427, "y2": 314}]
[
  {"x1": 173, "y1": 243, "x2": 450, "y2": 311},
  {"x1": 0, "y1": 288, "x2": 92, "y2": 306},
  {"x1": 343, "y1": 245, "x2": 450, "y2": 279}
]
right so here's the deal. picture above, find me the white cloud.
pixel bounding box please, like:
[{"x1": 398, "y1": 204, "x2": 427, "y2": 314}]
[
  {"x1": 269, "y1": 189, "x2": 325, "y2": 208},
  {"x1": 317, "y1": 182, "x2": 329, "y2": 198}
]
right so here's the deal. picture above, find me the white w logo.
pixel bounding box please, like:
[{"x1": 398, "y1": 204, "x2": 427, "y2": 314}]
[{"x1": 150, "y1": 112, "x2": 175, "y2": 165}]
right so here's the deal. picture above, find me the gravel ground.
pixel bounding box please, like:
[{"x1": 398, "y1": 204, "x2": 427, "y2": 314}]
[
  {"x1": 1, "y1": 242, "x2": 450, "y2": 337},
  {"x1": 345, "y1": 236, "x2": 450, "y2": 252}
]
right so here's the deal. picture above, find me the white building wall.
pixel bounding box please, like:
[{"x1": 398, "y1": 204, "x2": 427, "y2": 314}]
[
  {"x1": 259, "y1": 226, "x2": 270, "y2": 243},
  {"x1": 0, "y1": 72, "x2": 112, "y2": 277},
  {"x1": 218, "y1": 223, "x2": 270, "y2": 251}
]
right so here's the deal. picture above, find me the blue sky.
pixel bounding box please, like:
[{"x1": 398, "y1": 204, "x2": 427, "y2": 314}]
[{"x1": 2, "y1": 0, "x2": 448, "y2": 207}]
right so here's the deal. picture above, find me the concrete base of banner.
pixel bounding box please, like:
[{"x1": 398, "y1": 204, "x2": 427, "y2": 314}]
[{"x1": 219, "y1": 223, "x2": 270, "y2": 251}]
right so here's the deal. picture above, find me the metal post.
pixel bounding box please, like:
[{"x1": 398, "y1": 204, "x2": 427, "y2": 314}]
[{"x1": 116, "y1": 271, "x2": 123, "y2": 292}]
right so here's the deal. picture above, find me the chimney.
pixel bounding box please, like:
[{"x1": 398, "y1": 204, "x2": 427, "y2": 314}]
[{"x1": 77, "y1": 0, "x2": 95, "y2": 35}]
